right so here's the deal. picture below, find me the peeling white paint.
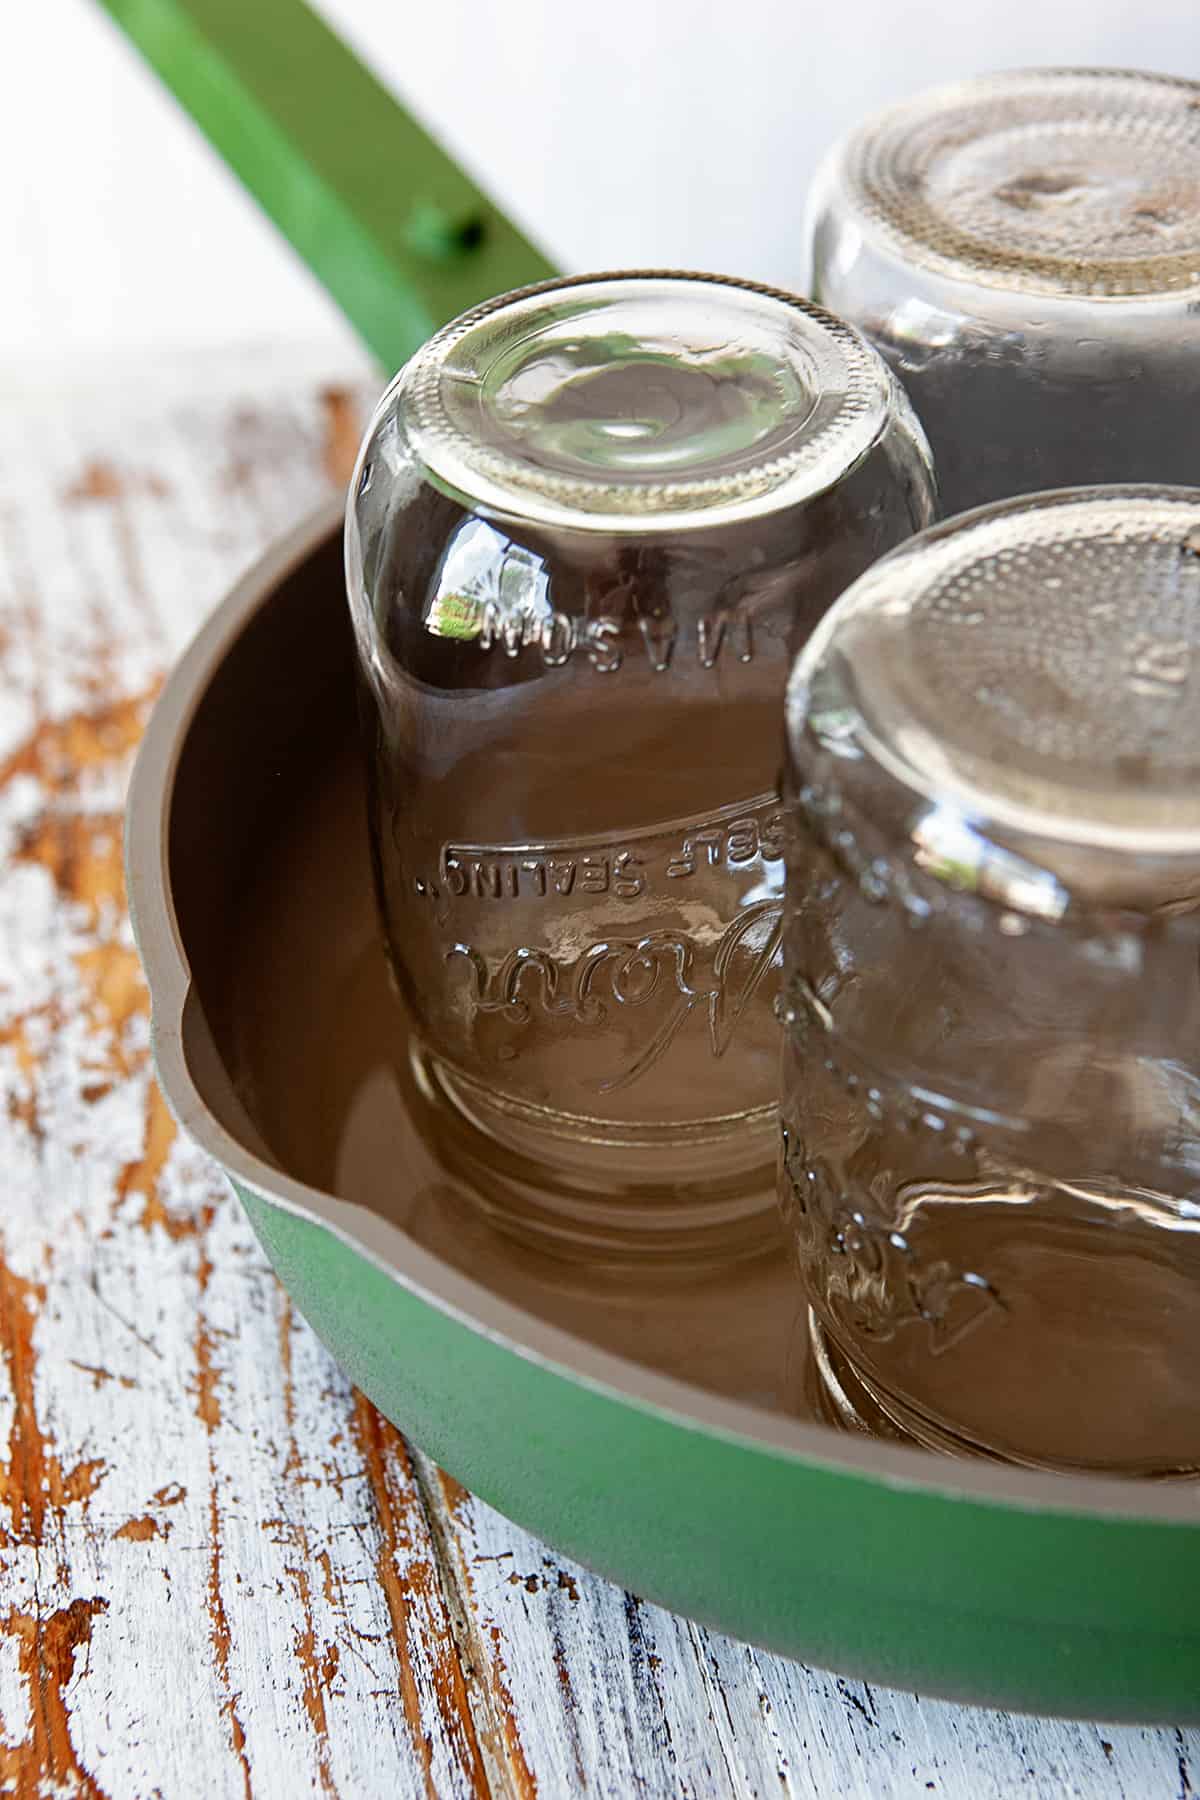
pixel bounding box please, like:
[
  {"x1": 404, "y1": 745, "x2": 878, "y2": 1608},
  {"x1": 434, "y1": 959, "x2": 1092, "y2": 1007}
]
[{"x1": 0, "y1": 362, "x2": 1194, "y2": 1799}]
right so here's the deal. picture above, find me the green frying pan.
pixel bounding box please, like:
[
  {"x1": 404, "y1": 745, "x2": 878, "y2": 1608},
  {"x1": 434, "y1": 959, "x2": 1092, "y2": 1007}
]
[
  {"x1": 105, "y1": 0, "x2": 1200, "y2": 1721},
  {"x1": 125, "y1": 507, "x2": 1200, "y2": 1724}
]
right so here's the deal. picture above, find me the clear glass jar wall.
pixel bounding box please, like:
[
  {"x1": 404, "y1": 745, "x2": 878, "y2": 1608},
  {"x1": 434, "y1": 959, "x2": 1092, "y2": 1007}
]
[
  {"x1": 810, "y1": 69, "x2": 1200, "y2": 517},
  {"x1": 347, "y1": 272, "x2": 935, "y2": 1260},
  {"x1": 781, "y1": 485, "x2": 1200, "y2": 1476}
]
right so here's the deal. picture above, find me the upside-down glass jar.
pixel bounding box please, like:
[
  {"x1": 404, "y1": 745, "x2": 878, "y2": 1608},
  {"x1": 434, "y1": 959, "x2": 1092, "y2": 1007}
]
[
  {"x1": 809, "y1": 68, "x2": 1200, "y2": 517},
  {"x1": 346, "y1": 271, "x2": 934, "y2": 1265},
  {"x1": 781, "y1": 484, "x2": 1200, "y2": 1476}
]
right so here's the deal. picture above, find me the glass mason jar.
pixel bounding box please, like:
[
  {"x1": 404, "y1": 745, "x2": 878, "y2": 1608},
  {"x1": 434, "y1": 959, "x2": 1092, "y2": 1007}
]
[
  {"x1": 346, "y1": 271, "x2": 934, "y2": 1263},
  {"x1": 781, "y1": 485, "x2": 1200, "y2": 1477},
  {"x1": 809, "y1": 69, "x2": 1200, "y2": 518}
]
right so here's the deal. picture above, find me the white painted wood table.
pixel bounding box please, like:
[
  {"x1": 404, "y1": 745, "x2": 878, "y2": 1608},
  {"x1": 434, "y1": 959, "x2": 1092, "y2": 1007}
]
[{"x1": 0, "y1": 353, "x2": 1197, "y2": 1799}]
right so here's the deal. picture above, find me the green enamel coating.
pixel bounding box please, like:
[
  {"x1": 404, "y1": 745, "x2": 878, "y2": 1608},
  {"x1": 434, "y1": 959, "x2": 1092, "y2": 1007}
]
[
  {"x1": 94, "y1": 0, "x2": 557, "y2": 369},
  {"x1": 238, "y1": 1181, "x2": 1200, "y2": 1722}
]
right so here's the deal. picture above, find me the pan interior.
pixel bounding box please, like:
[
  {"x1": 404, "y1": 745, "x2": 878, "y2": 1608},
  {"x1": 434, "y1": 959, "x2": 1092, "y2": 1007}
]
[
  {"x1": 160, "y1": 521, "x2": 1200, "y2": 1521},
  {"x1": 168, "y1": 533, "x2": 809, "y2": 1411}
]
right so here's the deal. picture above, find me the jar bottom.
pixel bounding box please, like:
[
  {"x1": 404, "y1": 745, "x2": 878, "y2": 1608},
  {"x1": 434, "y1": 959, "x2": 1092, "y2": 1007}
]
[
  {"x1": 806, "y1": 1310, "x2": 1200, "y2": 1481},
  {"x1": 406, "y1": 1041, "x2": 779, "y2": 1274}
]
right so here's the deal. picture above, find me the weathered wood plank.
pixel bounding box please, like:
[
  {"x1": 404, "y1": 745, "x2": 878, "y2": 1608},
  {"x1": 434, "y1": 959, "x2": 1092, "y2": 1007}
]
[
  {"x1": 0, "y1": 359, "x2": 495, "y2": 1799},
  {"x1": 426, "y1": 1462, "x2": 1200, "y2": 1800},
  {"x1": 0, "y1": 351, "x2": 1196, "y2": 1799}
]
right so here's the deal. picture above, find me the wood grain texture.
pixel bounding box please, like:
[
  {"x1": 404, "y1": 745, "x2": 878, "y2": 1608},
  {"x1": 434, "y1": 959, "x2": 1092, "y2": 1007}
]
[{"x1": 0, "y1": 348, "x2": 1196, "y2": 1798}]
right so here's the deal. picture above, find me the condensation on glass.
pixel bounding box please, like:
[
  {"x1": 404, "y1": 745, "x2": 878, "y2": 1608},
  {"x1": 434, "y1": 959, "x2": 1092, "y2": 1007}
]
[
  {"x1": 809, "y1": 69, "x2": 1200, "y2": 517},
  {"x1": 346, "y1": 271, "x2": 934, "y2": 1265},
  {"x1": 781, "y1": 485, "x2": 1200, "y2": 1476}
]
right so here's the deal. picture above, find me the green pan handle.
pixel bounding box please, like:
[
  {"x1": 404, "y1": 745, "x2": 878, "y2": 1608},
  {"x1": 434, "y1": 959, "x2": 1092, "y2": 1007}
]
[{"x1": 94, "y1": 0, "x2": 559, "y2": 371}]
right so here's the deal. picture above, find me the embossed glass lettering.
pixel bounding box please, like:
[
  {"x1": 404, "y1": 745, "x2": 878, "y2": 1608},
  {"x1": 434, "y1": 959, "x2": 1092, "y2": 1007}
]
[
  {"x1": 585, "y1": 616, "x2": 623, "y2": 674},
  {"x1": 540, "y1": 612, "x2": 576, "y2": 666},
  {"x1": 448, "y1": 600, "x2": 766, "y2": 672},
  {"x1": 726, "y1": 818, "x2": 759, "y2": 863},
  {"x1": 611, "y1": 851, "x2": 645, "y2": 899},
  {"x1": 520, "y1": 857, "x2": 548, "y2": 896},
  {"x1": 638, "y1": 613, "x2": 678, "y2": 672},
  {"x1": 579, "y1": 856, "x2": 610, "y2": 894},
  {"x1": 471, "y1": 860, "x2": 503, "y2": 899},
  {"x1": 434, "y1": 795, "x2": 787, "y2": 906},
  {"x1": 446, "y1": 899, "x2": 783, "y2": 1092}
]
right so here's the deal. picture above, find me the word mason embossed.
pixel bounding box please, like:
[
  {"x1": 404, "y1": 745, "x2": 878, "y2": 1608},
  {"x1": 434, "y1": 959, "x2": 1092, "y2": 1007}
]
[{"x1": 474, "y1": 603, "x2": 757, "y2": 672}]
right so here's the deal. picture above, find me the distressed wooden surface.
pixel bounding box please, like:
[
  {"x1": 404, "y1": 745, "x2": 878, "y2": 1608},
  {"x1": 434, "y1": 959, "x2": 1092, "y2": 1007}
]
[{"x1": 0, "y1": 349, "x2": 1197, "y2": 1799}]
